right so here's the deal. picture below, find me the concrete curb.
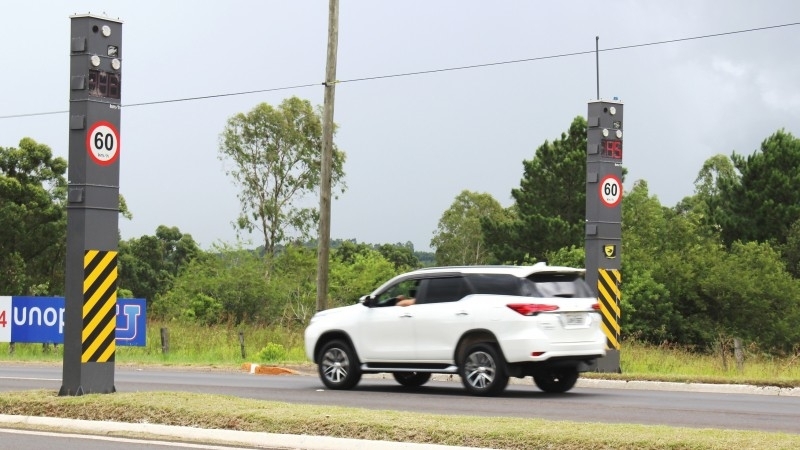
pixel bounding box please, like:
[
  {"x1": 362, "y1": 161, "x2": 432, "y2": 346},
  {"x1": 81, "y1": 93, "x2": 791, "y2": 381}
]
[
  {"x1": 576, "y1": 378, "x2": 800, "y2": 396},
  {"x1": 0, "y1": 414, "x2": 493, "y2": 450}
]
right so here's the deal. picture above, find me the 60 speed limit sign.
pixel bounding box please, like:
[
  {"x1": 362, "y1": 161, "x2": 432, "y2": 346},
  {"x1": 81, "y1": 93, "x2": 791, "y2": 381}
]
[
  {"x1": 599, "y1": 174, "x2": 622, "y2": 207},
  {"x1": 86, "y1": 121, "x2": 120, "y2": 166}
]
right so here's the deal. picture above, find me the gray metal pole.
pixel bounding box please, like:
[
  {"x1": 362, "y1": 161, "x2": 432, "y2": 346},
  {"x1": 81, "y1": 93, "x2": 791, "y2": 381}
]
[
  {"x1": 585, "y1": 100, "x2": 624, "y2": 373},
  {"x1": 316, "y1": 0, "x2": 339, "y2": 312},
  {"x1": 60, "y1": 13, "x2": 123, "y2": 395},
  {"x1": 595, "y1": 36, "x2": 600, "y2": 100}
]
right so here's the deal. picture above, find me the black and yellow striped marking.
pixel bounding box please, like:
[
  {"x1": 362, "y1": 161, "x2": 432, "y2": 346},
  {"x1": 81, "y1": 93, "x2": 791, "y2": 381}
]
[
  {"x1": 82, "y1": 250, "x2": 117, "y2": 363},
  {"x1": 597, "y1": 269, "x2": 621, "y2": 350}
]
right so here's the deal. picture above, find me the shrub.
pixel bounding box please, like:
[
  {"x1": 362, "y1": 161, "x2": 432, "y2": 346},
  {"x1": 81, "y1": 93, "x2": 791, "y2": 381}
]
[{"x1": 256, "y1": 342, "x2": 288, "y2": 362}]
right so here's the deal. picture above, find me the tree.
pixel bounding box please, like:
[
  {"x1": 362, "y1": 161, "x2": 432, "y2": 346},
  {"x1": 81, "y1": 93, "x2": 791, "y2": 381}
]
[
  {"x1": 618, "y1": 181, "x2": 682, "y2": 343},
  {"x1": 619, "y1": 179, "x2": 800, "y2": 351},
  {"x1": 781, "y1": 218, "x2": 800, "y2": 278},
  {"x1": 329, "y1": 249, "x2": 399, "y2": 308},
  {"x1": 544, "y1": 245, "x2": 584, "y2": 268},
  {"x1": 265, "y1": 244, "x2": 319, "y2": 324},
  {"x1": 619, "y1": 261, "x2": 675, "y2": 344},
  {"x1": 676, "y1": 154, "x2": 737, "y2": 235},
  {"x1": 620, "y1": 180, "x2": 722, "y2": 347},
  {"x1": 431, "y1": 190, "x2": 504, "y2": 265},
  {"x1": 219, "y1": 97, "x2": 346, "y2": 256},
  {"x1": 152, "y1": 243, "x2": 269, "y2": 324},
  {"x1": 717, "y1": 129, "x2": 800, "y2": 247},
  {"x1": 621, "y1": 180, "x2": 669, "y2": 270},
  {"x1": 118, "y1": 225, "x2": 200, "y2": 303},
  {"x1": 153, "y1": 242, "x2": 398, "y2": 325},
  {"x1": 698, "y1": 241, "x2": 800, "y2": 352},
  {"x1": 0, "y1": 137, "x2": 67, "y2": 295},
  {"x1": 331, "y1": 240, "x2": 373, "y2": 265},
  {"x1": 333, "y1": 240, "x2": 419, "y2": 270},
  {"x1": 482, "y1": 116, "x2": 588, "y2": 263},
  {"x1": 375, "y1": 242, "x2": 420, "y2": 271}
]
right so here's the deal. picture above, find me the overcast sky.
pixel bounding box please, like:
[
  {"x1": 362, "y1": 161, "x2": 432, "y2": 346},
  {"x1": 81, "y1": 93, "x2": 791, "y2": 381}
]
[{"x1": 2, "y1": 1, "x2": 800, "y2": 252}]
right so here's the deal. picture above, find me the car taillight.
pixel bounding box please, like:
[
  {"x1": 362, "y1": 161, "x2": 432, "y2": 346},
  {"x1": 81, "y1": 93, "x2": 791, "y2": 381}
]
[
  {"x1": 591, "y1": 303, "x2": 601, "y2": 311},
  {"x1": 507, "y1": 303, "x2": 559, "y2": 316}
]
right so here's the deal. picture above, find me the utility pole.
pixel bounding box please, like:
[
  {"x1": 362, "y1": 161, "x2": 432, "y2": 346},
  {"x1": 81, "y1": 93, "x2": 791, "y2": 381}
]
[{"x1": 316, "y1": 0, "x2": 339, "y2": 312}]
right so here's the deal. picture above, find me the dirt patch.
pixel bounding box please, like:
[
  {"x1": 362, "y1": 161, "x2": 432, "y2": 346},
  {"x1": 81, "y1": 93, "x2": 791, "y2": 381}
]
[{"x1": 240, "y1": 363, "x2": 300, "y2": 375}]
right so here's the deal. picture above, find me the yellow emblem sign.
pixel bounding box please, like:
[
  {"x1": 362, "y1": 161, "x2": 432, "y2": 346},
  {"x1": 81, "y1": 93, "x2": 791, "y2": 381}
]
[{"x1": 604, "y1": 245, "x2": 617, "y2": 258}]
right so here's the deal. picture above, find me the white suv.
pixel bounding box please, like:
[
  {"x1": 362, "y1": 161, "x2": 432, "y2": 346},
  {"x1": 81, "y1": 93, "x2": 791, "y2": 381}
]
[{"x1": 305, "y1": 263, "x2": 606, "y2": 396}]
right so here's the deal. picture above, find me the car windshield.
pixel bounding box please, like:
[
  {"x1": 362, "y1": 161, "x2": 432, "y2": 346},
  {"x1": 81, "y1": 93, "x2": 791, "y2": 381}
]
[{"x1": 521, "y1": 273, "x2": 594, "y2": 298}]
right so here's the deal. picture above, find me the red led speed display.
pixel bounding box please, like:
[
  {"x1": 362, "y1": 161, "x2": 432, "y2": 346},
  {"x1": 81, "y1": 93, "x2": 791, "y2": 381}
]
[{"x1": 600, "y1": 139, "x2": 622, "y2": 159}]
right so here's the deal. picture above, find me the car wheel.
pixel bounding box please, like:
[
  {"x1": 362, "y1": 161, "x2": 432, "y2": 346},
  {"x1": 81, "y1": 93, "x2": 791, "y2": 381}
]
[
  {"x1": 533, "y1": 368, "x2": 579, "y2": 393},
  {"x1": 392, "y1": 372, "x2": 432, "y2": 387},
  {"x1": 317, "y1": 340, "x2": 362, "y2": 390},
  {"x1": 459, "y1": 343, "x2": 509, "y2": 396}
]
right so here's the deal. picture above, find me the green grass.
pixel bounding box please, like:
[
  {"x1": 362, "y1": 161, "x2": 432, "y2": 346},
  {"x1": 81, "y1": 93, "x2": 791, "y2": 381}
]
[
  {"x1": 1, "y1": 390, "x2": 799, "y2": 450},
  {"x1": 612, "y1": 340, "x2": 800, "y2": 388},
  {"x1": 1, "y1": 319, "x2": 308, "y2": 366},
  {"x1": 2, "y1": 321, "x2": 800, "y2": 448}
]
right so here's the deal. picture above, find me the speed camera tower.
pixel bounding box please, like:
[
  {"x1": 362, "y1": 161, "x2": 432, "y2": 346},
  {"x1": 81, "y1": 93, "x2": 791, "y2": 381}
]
[
  {"x1": 585, "y1": 99, "x2": 623, "y2": 373},
  {"x1": 60, "y1": 14, "x2": 122, "y2": 395}
]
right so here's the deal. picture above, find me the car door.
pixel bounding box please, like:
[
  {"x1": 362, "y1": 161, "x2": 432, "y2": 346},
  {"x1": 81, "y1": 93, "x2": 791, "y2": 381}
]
[
  {"x1": 412, "y1": 276, "x2": 474, "y2": 362},
  {"x1": 356, "y1": 279, "x2": 418, "y2": 362}
]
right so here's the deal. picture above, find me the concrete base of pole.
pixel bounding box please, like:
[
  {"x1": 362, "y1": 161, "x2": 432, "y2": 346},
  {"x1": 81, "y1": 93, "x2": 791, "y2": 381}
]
[{"x1": 594, "y1": 349, "x2": 621, "y2": 373}]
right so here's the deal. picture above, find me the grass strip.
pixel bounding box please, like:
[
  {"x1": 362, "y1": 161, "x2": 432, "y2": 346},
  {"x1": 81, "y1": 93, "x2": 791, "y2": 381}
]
[{"x1": 1, "y1": 389, "x2": 799, "y2": 450}]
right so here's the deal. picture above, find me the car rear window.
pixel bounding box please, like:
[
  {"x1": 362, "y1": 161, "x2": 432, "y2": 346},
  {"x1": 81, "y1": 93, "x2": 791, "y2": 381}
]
[{"x1": 522, "y1": 273, "x2": 594, "y2": 298}]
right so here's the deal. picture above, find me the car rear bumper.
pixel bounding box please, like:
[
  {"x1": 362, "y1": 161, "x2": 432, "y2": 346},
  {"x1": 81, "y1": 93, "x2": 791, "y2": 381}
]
[{"x1": 500, "y1": 337, "x2": 607, "y2": 364}]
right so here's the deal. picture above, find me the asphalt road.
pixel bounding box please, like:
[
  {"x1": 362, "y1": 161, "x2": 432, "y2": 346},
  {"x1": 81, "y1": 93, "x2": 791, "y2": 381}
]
[{"x1": 1, "y1": 363, "x2": 799, "y2": 434}]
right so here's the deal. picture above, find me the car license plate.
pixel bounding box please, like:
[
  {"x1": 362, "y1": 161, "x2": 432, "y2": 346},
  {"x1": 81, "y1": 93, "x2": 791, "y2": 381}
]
[{"x1": 561, "y1": 313, "x2": 586, "y2": 328}]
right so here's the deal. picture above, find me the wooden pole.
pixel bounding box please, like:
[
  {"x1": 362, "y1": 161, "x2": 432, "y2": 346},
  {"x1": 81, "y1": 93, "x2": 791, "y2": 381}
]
[{"x1": 316, "y1": 0, "x2": 339, "y2": 312}]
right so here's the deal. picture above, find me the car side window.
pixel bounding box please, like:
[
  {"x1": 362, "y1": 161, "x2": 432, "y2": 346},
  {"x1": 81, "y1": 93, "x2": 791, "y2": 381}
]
[
  {"x1": 466, "y1": 274, "x2": 521, "y2": 295},
  {"x1": 374, "y1": 279, "x2": 419, "y2": 306},
  {"x1": 418, "y1": 277, "x2": 471, "y2": 304}
]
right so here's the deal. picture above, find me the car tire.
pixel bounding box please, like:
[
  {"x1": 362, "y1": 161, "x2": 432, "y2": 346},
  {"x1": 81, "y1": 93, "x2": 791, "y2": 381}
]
[
  {"x1": 317, "y1": 340, "x2": 362, "y2": 390},
  {"x1": 533, "y1": 368, "x2": 579, "y2": 393},
  {"x1": 392, "y1": 372, "x2": 432, "y2": 387},
  {"x1": 459, "y1": 343, "x2": 509, "y2": 396}
]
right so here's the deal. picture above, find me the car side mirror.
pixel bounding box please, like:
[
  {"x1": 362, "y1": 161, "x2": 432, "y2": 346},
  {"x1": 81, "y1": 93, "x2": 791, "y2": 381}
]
[{"x1": 359, "y1": 295, "x2": 373, "y2": 306}]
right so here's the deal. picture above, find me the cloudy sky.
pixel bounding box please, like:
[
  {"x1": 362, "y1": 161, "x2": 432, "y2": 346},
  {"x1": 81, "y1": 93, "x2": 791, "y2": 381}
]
[{"x1": 2, "y1": 1, "x2": 799, "y2": 252}]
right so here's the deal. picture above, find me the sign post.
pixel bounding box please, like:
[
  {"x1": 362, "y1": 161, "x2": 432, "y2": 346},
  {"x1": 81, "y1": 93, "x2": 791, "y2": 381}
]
[
  {"x1": 60, "y1": 14, "x2": 123, "y2": 396},
  {"x1": 585, "y1": 100, "x2": 623, "y2": 373}
]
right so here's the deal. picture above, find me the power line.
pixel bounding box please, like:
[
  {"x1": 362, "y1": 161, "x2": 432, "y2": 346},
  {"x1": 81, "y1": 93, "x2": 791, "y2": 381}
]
[
  {"x1": 0, "y1": 110, "x2": 68, "y2": 119},
  {"x1": 1, "y1": 21, "x2": 798, "y2": 120},
  {"x1": 0, "y1": 83, "x2": 321, "y2": 119},
  {"x1": 604, "y1": 21, "x2": 800, "y2": 52},
  {"x1": 337, "y1": 21, "x2": 800, "y2": 84},
  {"x1": 124, "y1": 82, "x2": 321, "y2": 108}
]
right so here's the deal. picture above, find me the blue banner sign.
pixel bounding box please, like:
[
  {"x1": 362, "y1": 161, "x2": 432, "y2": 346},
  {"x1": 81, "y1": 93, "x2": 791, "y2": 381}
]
[{"x1": 0, "y1": 296, "x2": 146, "y2": 346}]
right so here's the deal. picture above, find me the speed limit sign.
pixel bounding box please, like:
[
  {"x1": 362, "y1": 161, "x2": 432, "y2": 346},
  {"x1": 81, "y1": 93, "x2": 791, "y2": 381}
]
[
  {"x1": 599, "y1": 174, "x2": 622, "y2": 207},
  {"x1": 86, "y1": 121, "x2": 120, "y2": 166}
]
